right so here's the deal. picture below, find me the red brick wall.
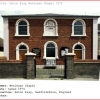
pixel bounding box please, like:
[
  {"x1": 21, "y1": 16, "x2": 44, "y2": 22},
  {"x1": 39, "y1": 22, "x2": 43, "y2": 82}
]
[{"x1": 9, "y1": 18, "x2": 93, "y2": 64}]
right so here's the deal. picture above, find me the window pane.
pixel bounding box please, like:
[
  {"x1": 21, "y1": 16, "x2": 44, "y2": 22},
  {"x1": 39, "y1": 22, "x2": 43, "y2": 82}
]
[
  {"x1": 18, "y1": 26, "x2": 27, "y2": 35},
  {"x1": 74, "y1": 45, "x2": 82, "y2": 49},
  {"x1": 47, "y1": 43, "x2": 55, "y2": 47},
  {"x1": 19, "y1": 21, "x2": 27, "y2": 25},
  {"x1": 19, "y1": 45, "x2": 27, "y2": 50},
  {"x1": 0, "y1": 47, "x2": 3, "y2": 51},
  {"x1": 74, "y1": 21, "x2": 82, "y2": 25},
  {"x1": 46, "y1": 48, "x2": 55, "y2": 57},
  {"x1": 74, "y1": 26, "x2": 83, "y2": 35}
]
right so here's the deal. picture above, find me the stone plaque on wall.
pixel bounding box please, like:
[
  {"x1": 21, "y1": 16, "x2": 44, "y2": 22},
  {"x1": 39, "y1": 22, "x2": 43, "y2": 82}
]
[{"x1": 32, "y1": 48, "x2": 41, "y2": 57}]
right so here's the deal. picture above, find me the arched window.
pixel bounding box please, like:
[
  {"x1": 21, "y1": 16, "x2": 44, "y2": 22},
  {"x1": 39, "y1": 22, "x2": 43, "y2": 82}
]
[
  {"x1": 72, "y1": 42, "x2": 85, "y2": 60},
  {"x1": 71, "y1": 19, "x2": 86, "y2": 36},
  {"x1": 15, "y1": 18, "x2": 30, "y2": 36},
  {"x1": 74, "y1": 21, "x2": 83, "y2": 35},
  {"x1": 43, "y1": 18, "x2": 58, "y2": 36},
  {"x1": 43, "y1": 41, "x2": 58, "y2": 59},
  {"x1": 46, "y1": 43, "x2": 55, "y2": 57},
  {"x1": 18, "y1": 21, "x2": 27, "y2": 35},
  {"x1": 16, "y1": 42, "x2": 29, "y2": 60}
]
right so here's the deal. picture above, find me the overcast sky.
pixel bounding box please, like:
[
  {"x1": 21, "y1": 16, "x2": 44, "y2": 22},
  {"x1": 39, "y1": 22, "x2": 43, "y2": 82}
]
[{"x1": 0, "y1": 1, "x2": 100, "y2": 38}]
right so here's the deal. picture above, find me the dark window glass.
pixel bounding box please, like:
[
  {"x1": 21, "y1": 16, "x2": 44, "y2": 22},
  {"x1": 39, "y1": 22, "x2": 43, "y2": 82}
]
[
  {"x1": 46, "y1": 43, "x2": 55, "y2": 57},
  {"x1": 46, "y1": 48, "x2": 55, "y2": 57},
  {"x1": 18, "y1": 21, "x2": 27, "y2": 35},
  {"x1": 74, "y1": 26, "x2": 83, "y2": 35},
  {"x1": 74, "y1": 21, "x2": 82, "y2": 25},
  {"x1": 47, "y1": 43, "x2": 55, "y2": 47},
  {"x1": 19, "y1": 21, "x2": 27, "y2": 25},
  {"x1": 74, "y1": 45, "x2": 82, "y2": 49},
  {"x1": 0, "y1": 47, "x2": 3, "y2": 51},
  {"x1": 18, "y1": 26, "x2": 27, "y2": 35},
  {"x1": 74, "y1": 21, "x2": 83, "y2": 35},
  {"x1": 19, "y1": 45, "x2": 27, "y2": 50}
]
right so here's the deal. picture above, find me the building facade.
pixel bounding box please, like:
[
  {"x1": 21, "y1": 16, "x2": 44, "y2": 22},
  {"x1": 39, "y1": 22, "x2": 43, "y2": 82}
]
[{"x1": 2, "y1": 14, "x2": 99, "y2": 65}]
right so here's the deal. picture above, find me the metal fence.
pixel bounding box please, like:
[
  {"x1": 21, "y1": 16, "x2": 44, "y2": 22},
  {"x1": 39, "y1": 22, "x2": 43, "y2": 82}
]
[{"x1": 36, "y1": 64, "x2": 65, "y2": 79}]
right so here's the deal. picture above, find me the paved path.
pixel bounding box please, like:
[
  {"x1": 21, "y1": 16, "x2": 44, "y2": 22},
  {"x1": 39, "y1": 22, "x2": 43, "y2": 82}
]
[{"x1": 0, "y1": 78, "x2": 99, "y2": 81}]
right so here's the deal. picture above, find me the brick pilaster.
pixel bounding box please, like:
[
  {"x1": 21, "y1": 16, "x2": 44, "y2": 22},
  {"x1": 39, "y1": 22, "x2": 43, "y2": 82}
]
[
  {"x1": 25, "y1": 52, "x2": 36, "y2": 79},
  {"x1": 65, "y1": 53, "x2": 75, "y2": 79}
]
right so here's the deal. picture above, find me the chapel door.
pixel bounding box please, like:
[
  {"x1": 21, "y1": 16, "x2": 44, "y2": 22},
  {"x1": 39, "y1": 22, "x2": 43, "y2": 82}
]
[
  {"x1": 74, "y1": 50, "x2": 82, "y2": 60},
  {"x1": 19, "y1": 50, "x2": 27, "y2": 60}
]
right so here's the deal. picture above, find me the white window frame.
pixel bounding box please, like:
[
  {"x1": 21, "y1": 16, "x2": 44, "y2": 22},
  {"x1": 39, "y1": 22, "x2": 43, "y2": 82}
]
[
  {"x1": 15, "y1": 18, "x2": 30, "y2": 37},
  {"x1": 43, "y1": 18, "x2": 58, "y2": 36},
  {"x1": 72, "y1": 42, "x2": 86, "y2": 60},
  {"x1": 71, "y1": 19, "x2": 86, "y2": 37},
  {"x1": 43, "y1": 41, "x2": 59, "y2": 59},
  {"x1": 16, "y1": 42, "x2": 29, "y2": 60}
]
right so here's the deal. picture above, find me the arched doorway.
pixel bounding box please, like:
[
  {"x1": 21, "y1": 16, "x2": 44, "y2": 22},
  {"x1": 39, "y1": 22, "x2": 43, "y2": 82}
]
[
  {"x1": 16, "y1": 42, "x2": 29, "y2": 60},
  {"x1": 74, "y1": 45, "x2": 82, "y2": 60},
  {"x1": 72, "y1": 42, "x2": 85, "y2": 60},
  {"x1": 19, "y1": 45, "x2": 27, "y2": 60}
]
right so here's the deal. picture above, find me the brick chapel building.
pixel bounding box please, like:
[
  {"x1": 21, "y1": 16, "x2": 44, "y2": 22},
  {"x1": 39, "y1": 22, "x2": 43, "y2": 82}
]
[{"x1": 2, "y1": 13, "x2": 99, "y2": 65}]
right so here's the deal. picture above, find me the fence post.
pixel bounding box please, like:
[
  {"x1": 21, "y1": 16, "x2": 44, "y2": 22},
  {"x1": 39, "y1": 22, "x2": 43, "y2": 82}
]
[
  {"x1": 25, "y1": 52, "x2": 36, "y2": 79},
  {"x1": 65, "y1": 53, "x2": 75, "y2": 79}
]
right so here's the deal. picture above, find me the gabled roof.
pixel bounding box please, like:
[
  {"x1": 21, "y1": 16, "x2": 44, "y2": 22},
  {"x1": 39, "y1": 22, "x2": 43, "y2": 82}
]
[{"x1": 1, "y1": 13, "x2": 100, "y2": 18}]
